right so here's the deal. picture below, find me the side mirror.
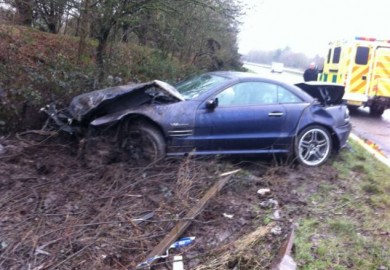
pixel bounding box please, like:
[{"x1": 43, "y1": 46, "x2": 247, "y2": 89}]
[{"x1": 206, "y1": 98, "x2": 218, "y2": 110}]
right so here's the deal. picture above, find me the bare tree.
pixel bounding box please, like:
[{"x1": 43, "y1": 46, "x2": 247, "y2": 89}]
[
  {"x1": 34, "y1": 0, "x2": 70, "y2": 33},
  {"x1": 121, "y1": 0, "x2": 242, "y2": 70},
  {"x1": 6, "y1": 0, "x2": 33, "y2": 26},
  {"x1": 85, "y1": 0, "x2": 158, "y2": 82},
  {"x1": 77, "y1": 0, "x2": 90, "y2": 62}
]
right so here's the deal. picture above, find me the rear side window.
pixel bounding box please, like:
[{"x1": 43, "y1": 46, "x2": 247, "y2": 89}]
[
  {"x1": 277, "y1": 87, "x2": 302, "y2": 103},
  {"x1": 327, "y1": 49, "x2": 332, "y2": 63},
  {"x1": 355, "y1": 46, "x2": 369, "y2": 65},
  {"x1": 332, "y1": 47, "x2": 341, "y2": 63}
]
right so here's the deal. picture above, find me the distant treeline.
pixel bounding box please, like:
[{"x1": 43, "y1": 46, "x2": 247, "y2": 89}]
[{"x1": 242, "y1": 47, "x2": 324, "y2": 70}]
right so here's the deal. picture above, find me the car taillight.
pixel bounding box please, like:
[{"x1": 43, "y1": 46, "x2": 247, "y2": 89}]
[{"x1": 344, "y1": 107, "x2": 350, "y2": 122}]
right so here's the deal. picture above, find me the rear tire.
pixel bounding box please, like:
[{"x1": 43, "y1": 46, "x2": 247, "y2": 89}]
[
  {"x1": 369, "y1": 106, "x2": 385, "y2": 117},
  {"x1": 295, "y1": 125, "x2": 332, "y2": 166},
  {"x1": 121, "y1": 122, "x2": 166, "y2": 164}
]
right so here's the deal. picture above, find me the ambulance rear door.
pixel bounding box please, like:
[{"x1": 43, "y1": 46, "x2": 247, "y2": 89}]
[
  {"x1": 343, "y1": 44, "x2": 371, "y2": 104},
  {"x1": 369, "y1": 46, "x2": 390, "y2": 98}
]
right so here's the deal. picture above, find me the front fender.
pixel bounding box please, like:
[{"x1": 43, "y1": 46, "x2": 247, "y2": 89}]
[{"x1": 90, "y1": 108, "x2": 152, "y2": 126}]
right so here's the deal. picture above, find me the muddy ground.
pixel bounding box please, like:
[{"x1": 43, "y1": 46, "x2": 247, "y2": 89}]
[{"x1": 0, "y1": 134, "x2": 340, "y2": 270}]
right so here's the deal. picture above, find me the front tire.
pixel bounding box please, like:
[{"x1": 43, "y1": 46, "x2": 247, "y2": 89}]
[
  {"x1": 295, "y1": 125, "x2": 332, "y2": 166},
  {"x1": 121, "y1": 122, "x2": 166, "y2": 163}
]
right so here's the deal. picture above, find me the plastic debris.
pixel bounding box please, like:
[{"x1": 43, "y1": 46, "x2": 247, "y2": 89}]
[
  {"x1": 173, "y1": 255, "x2": 184, "y2": 270},
  {"x1": 271, "y1": 226, "x2": 282, "y2": 236},
  {"x1": 223, "y1": 213, "x2": 234, "y2": 219},
  {"x1": 278, "y1": 254, "x2": 297, "y2": 270},
  {"x1": 272, "y1": 210, "x2": 281, "y2": 220},
  {"x1": 132, "y1": 212, "x2": 154, "y2": 225},
  {"x1": 257, "y1": 188, "x2": 271, "y2": 196},
  {"x1": 161, "y1": 185, "x2": 173, "y2": 197},
  {"x1": 169, "y1": 237, "x2": 195, "y2": 249},
  {"x1": 0, "y1": 144, "x2": 5, "y2": 155},
  {"x1": 137, "y1": 237, "x2": 195, "y2": 268},
  {"x1": 260, "y1": 198, "x2": 279, "y2": 209},
  {"x1": 1, "y1": 241, "x2": 7, "y2": 250}
]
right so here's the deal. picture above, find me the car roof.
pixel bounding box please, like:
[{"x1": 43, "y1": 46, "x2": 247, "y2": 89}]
[
  {"x1": 208, "y1": 71, "x2": 264, "y2": 80},
  {"x1": 204, "y1": 71, "x2": 314, "y2": 102},
  {"x1": 208, "y1": 71, "x2": 291, "y2": 85},
  {"x1": 207, "y1": 71, "x2": 299, "y2": 90}
]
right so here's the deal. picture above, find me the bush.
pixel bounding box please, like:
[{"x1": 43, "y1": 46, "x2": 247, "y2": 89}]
[{"x1": 0, "y1": 26, "x2": 197, "y2": 133}]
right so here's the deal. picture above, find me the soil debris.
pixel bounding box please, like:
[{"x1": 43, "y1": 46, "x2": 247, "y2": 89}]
[{"x1": 0, "y1": 134, "x2": 340, "y2": 269}]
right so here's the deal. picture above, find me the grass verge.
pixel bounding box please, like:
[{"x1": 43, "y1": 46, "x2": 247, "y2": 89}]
[{"x1": 295, "y1": 139, "x2": 390, "y2": 269}]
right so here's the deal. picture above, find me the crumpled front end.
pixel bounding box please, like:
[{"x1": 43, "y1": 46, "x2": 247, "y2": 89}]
[
  {"x1": 69, "y1": 80, "x2": 183, "y2": 123},
  {"x1": 41, "y1": 80, "x2": 183, "y2": 134}
]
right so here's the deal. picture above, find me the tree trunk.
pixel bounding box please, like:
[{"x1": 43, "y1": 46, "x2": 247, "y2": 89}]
[
  {"x1": 14, "y1": 0, "x2": 33, "y2": 26},
  {"x1": 96, "y1": 27, "x2": 111, "y2": 83},
  {"x1": 122, "y1": 23, "x2": 130, "y2": 42},
  {"x1": 48, "y1": 22, "x2": 57, "y2": 33},
  {"x1": 78, "y1": 0, "x2": 91, "y2": 63}
]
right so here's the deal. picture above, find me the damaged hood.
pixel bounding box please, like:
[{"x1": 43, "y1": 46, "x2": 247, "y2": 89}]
[
  {"x1": 295, "y1": 82, "x2": 345, "y2": 105},
  {"x1": 69, "y1": 80, "x2": 184, "y2": 122}
]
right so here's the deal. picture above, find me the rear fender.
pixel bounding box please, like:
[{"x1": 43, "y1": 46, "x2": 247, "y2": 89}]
[{"x1": 295, "y1": 106, "x2": 343, "y2": 150}]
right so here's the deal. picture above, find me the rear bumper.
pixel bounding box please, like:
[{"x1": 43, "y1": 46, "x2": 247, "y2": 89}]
[{"x1": 335, "y1": 122, "x2": 352, "y2": 149}]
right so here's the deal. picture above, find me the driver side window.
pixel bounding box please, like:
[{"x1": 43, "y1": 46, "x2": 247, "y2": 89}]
[
  {"x1": 216, "y1": 82, "x2": 278, "y2": 106},
  {"x1": 216, "y1": 87, "x2": 236, "y2": 106}
]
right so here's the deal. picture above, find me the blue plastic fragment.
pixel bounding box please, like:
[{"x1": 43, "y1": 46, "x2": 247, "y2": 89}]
[
  {"x1": 136, "y1": 237, "x2": 196, "y2": 268},
  {"x1": 168, "y1": 237, "x2": 196, "y2": 249}
]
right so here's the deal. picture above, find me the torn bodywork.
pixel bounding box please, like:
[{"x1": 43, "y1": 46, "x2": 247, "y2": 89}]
[
  {"x1": 42, "y1": 80, "x2": 183, "y2": 134},
  {"x1": 295, "y1": 82, "x2": 345, "y2": 106}
]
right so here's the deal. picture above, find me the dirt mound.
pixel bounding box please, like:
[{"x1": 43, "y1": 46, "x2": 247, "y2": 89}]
[{"x1": 0, "y1": 134, "x2": 338, "y2": 269}]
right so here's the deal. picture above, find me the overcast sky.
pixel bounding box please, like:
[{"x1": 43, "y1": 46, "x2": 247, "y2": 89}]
[{"x1": 238, "y1": 0, "x2": 390, "y2": 57}]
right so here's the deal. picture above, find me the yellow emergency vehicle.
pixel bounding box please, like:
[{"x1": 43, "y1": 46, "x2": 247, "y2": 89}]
[{"x1": 318, "y1": 37, "x2": 390, "y2": 116}]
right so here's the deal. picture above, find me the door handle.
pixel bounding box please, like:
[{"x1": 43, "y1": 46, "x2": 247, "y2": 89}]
[{"x1": 268, "y1": 112, "x2": 284, "y2": 117}]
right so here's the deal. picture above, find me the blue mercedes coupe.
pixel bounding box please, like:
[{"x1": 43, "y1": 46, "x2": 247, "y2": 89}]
[{"x1": 45, "y1": 71, "x2": 351, "y2": 166}]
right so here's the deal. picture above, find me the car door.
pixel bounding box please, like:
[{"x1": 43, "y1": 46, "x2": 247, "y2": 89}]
[
  {"x1": 275, "y1": 85, "x2": 311, "y2": 148},
  {"x1": 193, "y1": 81, "x2": 287, "y2": 152}
]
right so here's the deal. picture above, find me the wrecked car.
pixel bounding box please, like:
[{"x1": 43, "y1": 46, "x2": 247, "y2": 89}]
[{"x1": 42, "y1": 71, "x2": 351, "y2": 166}]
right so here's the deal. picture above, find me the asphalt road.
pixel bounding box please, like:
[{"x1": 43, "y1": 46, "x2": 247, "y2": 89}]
[{"x1": 245, "y1": 63, "x2": 390, "y2": 158}]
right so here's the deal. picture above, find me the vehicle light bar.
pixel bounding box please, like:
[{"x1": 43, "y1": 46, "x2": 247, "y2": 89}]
[
  {"x1": 355, "y1": 37, "x2": 390, "y2": 43},
  {"x1": 355, "y1": 37, "x2": 376, "y2": 41}
]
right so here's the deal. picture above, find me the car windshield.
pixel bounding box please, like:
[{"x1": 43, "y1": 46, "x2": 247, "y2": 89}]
[{"x1": 175, "y1": 74, "x2": 229, "y2": 99}]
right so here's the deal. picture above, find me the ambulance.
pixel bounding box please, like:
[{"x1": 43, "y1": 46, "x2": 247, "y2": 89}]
[{"x1": 318, "y1": 37, "x2": 390, "y2": 116}]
